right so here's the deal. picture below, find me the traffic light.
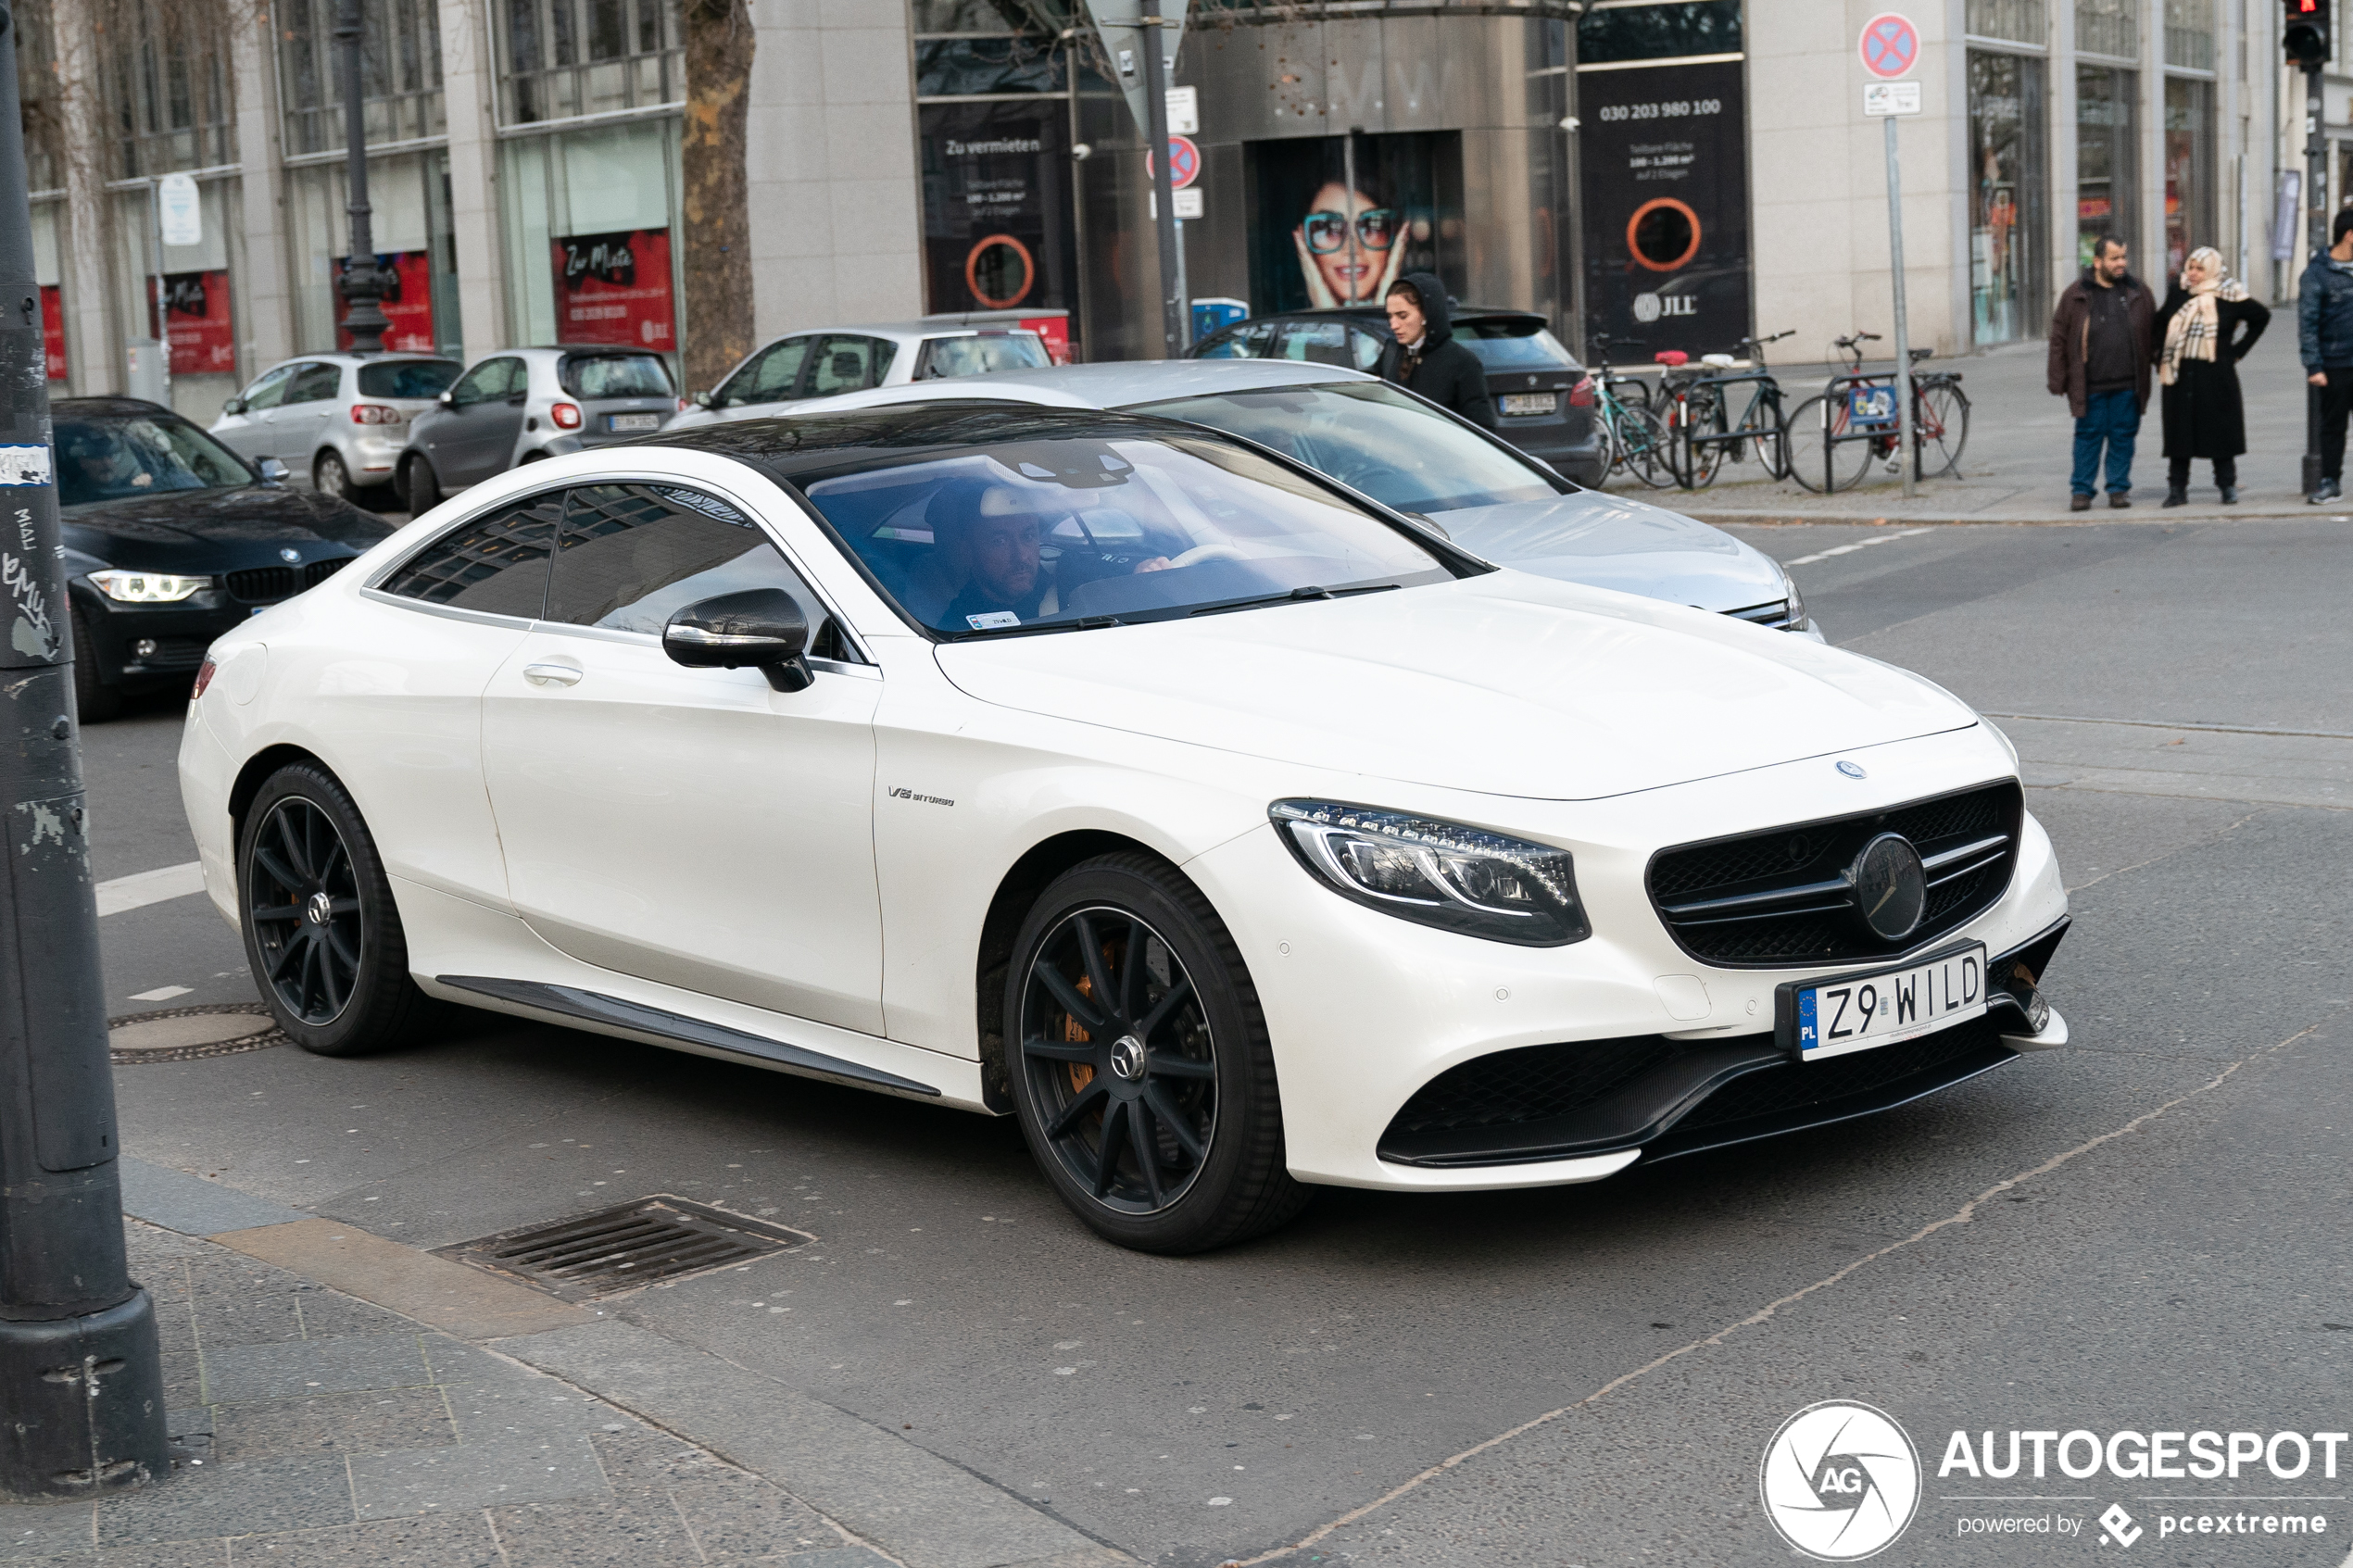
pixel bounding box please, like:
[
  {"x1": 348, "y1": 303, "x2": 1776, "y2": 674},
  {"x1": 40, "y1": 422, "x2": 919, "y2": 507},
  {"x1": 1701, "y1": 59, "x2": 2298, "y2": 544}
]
[{"x1": 2286, "y1": 0, "x2": 2332, "y2": 66}]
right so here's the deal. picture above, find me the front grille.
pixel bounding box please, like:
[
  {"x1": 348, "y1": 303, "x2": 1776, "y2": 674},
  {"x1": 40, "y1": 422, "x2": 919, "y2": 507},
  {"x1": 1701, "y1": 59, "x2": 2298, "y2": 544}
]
[
  {"x1": 1388, "y1": 1035, "x2": 1673, "y2": 1136},
  {"x1": 1672, "y1": 1014, "x2": 2007, "y2": 1134},
  {"x1": 438, "y1": 1197, "x2": 807, "y2": 1300},
  {"x1": 1647, "y1": 781, "x2": 2022, "y2": 968},
  {"x1": 304, "y1": 558, "x2": 348, "y2": 589},
  {"x1": 223, "y1": 566, "x2": 294, "y2": 603},
  {"x1": 1724, "y1": 598, "x2": 1800, "y2": 631}
]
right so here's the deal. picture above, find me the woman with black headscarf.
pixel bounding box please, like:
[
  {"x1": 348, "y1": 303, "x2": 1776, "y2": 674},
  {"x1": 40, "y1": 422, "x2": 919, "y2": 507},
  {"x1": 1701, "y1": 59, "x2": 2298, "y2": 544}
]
[{"x1": 1378, "y1": 271, "x2": 1495, "y2": 430}]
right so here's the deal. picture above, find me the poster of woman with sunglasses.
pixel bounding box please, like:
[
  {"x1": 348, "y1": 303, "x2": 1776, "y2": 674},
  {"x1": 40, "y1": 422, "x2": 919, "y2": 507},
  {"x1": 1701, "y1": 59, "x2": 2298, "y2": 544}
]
[{"x1": 1249, "y1": 133, "x2": 1464, "y2": 314}]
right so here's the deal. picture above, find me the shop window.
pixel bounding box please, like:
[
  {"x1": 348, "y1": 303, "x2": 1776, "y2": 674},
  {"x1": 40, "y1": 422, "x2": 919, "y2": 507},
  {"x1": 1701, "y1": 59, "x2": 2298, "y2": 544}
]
[
  {"x1": 915, "y1": 38, "x2": 1063, "y2": 96},
  {"x1": 1575, "y1": 0, "x2": 1742, "y2": 66},
  {"x1": 2075, "y1": 66, "x2": 2138, "y2": 268},
  {"x1": 102, "y1": 13, "x2": 234, "y2": 180},
  {"x1": 2164, "y1": 0, "x2": 2217, "y2": 69},
  {"x1": 1969, "y1": 51, "x2": 2048, "y2": 345},
  {"x1": 498, "y1": 0, "x2": 681, "y2": 127},
  {"x1": 288, "y1": 153, "x2": 460, "y2": 358},
  {"x1": 498, "y1": 119, "x2": 681, "y2": 363},
  {"x1": 275, "y1": 0, "x2": 446, "y2": 156},
  {"x1": 1246, "y1": 132, "x2": 1466, "y2": 316},
  {"x1": 919, "y1": 101, "x2": 1080, "y2": 322},
  {"x1": 2076, "y1": 0, "x2": 2138, "y2": 60},
  {"x1": 2165, "y1": 77, "x2": 2216, "y2": 277},
  {"x1": 1966, "y1": 0, "x2": 2045, "y2": 44}
]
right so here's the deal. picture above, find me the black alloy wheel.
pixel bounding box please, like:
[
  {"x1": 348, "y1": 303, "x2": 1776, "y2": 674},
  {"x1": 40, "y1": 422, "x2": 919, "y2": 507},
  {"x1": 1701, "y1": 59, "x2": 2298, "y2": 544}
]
[
  {"x1": 1007, "y1": 854, "x2": 1307, "y2": 1253},
  {"x1": 238, "y1": 762, "x2": 434, "y2": 1056}
]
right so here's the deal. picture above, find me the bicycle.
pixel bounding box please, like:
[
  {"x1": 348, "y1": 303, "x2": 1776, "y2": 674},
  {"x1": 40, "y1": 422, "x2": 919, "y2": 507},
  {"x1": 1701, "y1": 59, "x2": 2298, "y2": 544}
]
[
  {"x1": 1786, "y1": 332, "x2": 1972, "y2": 493},
  {"x1": 1665, "y1": 331, "x2": 1795, "y2": 488},
  {"x1": 1585, "y1": 334, "x2": 1674, "y2": 489}
]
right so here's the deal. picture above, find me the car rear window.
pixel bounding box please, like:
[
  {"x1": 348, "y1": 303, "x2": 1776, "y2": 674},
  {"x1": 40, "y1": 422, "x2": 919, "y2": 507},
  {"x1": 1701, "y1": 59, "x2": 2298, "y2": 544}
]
[
  {"x1": 920, "y1": 333, "x2": 1051, "y2": 380},
  {"x1": 1457, "y1": 321, "x2": 1579, "y2": 371},
  {"x1": 358, "y1": 359, "x2": 462, "y2": 399},
  {"x1": 562, "y1": 353, "x2": 674, "y2": 399}
]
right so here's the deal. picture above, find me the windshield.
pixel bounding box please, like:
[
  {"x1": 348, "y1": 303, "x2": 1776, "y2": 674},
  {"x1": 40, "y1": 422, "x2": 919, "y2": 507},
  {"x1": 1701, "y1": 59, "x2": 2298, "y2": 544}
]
[
  {"x1": 1457, "y1": 322, "x2": 1578, "y2": 371},
  {"x1": 922, "y1": 334, "x2": 1051, "y2": 379},
  {"x1": 799, "y1": 432, "x2": 1452, "y2": 637},
  {"x1": 563, "y1": 353, "x2": 673, "y2": 398},
  {"x1": 55, "y1": 414, "x2": 254, "y2": 506},
  {"x1": 1126, "y1": 382, "x2": 1562, "y2": 514},
  {"x1": 359, "y1": 359, "x2": 461, "y2": 398}
]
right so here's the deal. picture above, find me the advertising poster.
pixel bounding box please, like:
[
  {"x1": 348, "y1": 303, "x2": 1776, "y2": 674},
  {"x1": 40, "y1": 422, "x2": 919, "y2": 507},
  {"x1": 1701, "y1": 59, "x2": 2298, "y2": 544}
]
[
  {"x1": 334, "y1": 251, "x2": 437, "y2": 353},
  {"x1": 1578, "y1": 60, "x2": 1751, "y2": 359},
  {"x1": 159, "y1": 269, "x2": 235, "y2": 376},
  {"x1": 1246, "y1": 132, "x2": 1465, "y2": 315},
  {"x1": 40, "y1": 283, "x2": 64, "y2": 381},
  {"x1": 551, "y1": 229, "x2": 675, "y2": 349},
  {"x1": 919, "y1": 101, "x2": 1077, "y2": 337}
]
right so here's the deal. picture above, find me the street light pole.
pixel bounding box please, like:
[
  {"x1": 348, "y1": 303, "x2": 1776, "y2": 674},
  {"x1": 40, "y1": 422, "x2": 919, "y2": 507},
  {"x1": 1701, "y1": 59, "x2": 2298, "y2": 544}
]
[
  {"x1": 335, "y1": 0, "x2": 388, "y2": 353},
  {"x1": 0, "y1": 0, "x2": 171, "y2": 1502},
  {"x1": 2303, "y1": 58, "x2": 2327, "y2": 498},
  {"x1": 1139, "y1": 0, "x2": 1185, "y2": 358}
]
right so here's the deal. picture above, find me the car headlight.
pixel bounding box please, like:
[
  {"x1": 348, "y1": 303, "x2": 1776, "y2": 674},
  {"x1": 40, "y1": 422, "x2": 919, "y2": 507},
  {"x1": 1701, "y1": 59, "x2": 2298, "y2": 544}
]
[
  {"x1": 1776, "y1": 561, "x2": 1810, "y2": 632},
  {"x1": 89, "y1": 570, "x2": 211, "y2": 603},
  {"x1": 1270, "y1": 799, "x2": 1591, "y2": 947}
]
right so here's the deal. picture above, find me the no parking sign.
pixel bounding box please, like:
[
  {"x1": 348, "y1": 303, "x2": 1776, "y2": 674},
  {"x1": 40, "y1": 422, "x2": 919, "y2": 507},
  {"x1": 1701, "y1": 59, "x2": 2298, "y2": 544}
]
[{"x1": 1858, "y1": 13, "x2": 1919, "y2": 79}]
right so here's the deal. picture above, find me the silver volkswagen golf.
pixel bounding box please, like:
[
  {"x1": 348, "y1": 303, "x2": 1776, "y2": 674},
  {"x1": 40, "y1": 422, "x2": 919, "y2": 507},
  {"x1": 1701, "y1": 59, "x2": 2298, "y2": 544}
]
[{"x1": 211, "y1": 353, "x2": 461, "y2": 503}]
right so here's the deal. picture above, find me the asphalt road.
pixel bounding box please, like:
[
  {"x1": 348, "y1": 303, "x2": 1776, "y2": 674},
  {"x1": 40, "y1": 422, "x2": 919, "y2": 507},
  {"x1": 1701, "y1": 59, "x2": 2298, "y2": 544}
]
[{"x1": 88, "y1": 516, "x2": 2352, "y2": 1566}]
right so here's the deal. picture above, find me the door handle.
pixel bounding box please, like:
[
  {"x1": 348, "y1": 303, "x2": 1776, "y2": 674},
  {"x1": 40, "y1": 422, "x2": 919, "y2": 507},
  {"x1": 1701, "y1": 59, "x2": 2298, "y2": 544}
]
[{"x1": 522, "y1": 662, "x2": 583, "y2": 687}]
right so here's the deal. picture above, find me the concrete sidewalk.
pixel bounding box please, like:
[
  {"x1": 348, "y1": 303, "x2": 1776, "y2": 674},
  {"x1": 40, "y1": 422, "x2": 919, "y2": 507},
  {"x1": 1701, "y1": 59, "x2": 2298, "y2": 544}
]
[
  {"x1": 1, "y1": 1159, "x2": 1126, "y2": 1568},
  {"x1": 1611, "y1": 316, "x2": 2347, "y2": 524}
]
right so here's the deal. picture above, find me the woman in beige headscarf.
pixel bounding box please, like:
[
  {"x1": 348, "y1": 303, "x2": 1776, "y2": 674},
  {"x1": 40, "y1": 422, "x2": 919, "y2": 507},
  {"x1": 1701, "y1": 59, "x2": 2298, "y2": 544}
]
[{"x1": 2155, "y1": 245, "x2": 2270, "y2": 506}]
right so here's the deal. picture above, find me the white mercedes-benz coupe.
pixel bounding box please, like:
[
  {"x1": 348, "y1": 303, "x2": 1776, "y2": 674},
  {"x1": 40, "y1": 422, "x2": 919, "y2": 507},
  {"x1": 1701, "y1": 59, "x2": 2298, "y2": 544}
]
[{"x1": 180, "y1": 404, "x2": 2070, "y2": 1252}]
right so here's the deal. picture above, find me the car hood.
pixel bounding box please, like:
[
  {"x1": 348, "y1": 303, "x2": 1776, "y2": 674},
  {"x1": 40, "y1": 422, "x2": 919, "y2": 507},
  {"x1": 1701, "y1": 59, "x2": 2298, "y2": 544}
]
[
  {"x1": 1434, "y1": 492, "x2": 1785, "y2": 615},
  {"x1": 932, "y1": 571, "x2": 1973, "y2": 801},
  {"x1": 61, "y1": 483, "x2": 395, "y2": 562}
]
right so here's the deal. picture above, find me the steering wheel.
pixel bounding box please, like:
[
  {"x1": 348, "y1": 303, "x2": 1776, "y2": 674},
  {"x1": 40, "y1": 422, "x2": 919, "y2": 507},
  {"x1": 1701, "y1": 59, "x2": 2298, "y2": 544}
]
[{"x1": 1166, "y1": 543, "x2": 1251, "y2": 570}]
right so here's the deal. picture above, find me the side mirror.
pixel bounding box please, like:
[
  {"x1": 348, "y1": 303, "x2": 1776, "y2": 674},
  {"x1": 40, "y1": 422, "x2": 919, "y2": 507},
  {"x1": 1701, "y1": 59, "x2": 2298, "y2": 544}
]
[
  {"x1": 662, "y1": 588, "x2": 812, "y2": 692},
  {"x1": 257, "y1": 457, "x2": 289, "y2": 484},
  {"x1": 437, "y1": 390, "x2": 456, "y2": 407},
  {"x1": 693, "y1": 390, "x2": 714, "y2": 408},
  {"x1": 222, "y1": 397, "x2": 246, "y2": 415}
]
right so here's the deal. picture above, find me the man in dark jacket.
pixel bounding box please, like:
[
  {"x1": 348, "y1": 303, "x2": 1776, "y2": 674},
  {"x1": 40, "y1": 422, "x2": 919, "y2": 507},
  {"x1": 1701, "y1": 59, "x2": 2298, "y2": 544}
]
[
  {"x1": 2047, "y1": 235, "x2": 2158, "y2": 509},
  {"x1": 1379, "y1": 273, "x2": 1494, "y2": 429},
  {"x1": 2297, "y1": 207, "x2": 2353, "y2": 503}
]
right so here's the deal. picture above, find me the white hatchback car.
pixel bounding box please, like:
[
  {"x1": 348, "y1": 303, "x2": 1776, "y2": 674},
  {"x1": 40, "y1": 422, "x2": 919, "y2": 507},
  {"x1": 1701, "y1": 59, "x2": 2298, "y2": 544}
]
[
  {"x1": 663, "y1": 319, "x2": 1051, "y2": 431},
  {"x1": 181, "y1": 405, "x2": 2070, "y2": 1252}
]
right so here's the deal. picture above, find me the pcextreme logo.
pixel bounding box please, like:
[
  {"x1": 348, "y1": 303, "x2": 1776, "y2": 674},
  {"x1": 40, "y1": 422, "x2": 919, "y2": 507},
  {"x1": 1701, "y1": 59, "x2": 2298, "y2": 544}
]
[{"x1": 1761, "y1": 1401, "x2": 1923, "y2": 1561}]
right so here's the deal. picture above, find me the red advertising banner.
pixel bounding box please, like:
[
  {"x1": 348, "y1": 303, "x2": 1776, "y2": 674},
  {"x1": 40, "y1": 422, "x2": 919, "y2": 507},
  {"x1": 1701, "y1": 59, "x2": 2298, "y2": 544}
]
[
  {"x1": 334, "y1": 251, "x2": 437, "y2": 353},
  {"x1": 160, "y1": 270, "x2": 235, "y2": 376},
  {"x1": 552, "y1": 229, "x2": 674, "y2": 350},
  {"x1": 1019, "y1": 314, "x2": 1071, "y2": 365},
  {"x1": 40, "y1": 284, "x2": 65, "y2": 381}
]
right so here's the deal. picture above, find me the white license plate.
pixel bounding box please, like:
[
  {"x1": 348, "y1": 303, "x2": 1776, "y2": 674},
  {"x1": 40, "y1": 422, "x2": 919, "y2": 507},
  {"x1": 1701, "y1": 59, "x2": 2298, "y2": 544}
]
[
  {"x1": 1790, "y1": 943, "x2": 1988, "y2": 1061},
  {"x1": 607, "y1": 412, "x2": 661, "y2": 433},
  {"x1": 1499, "y1": 393, "x2": 1557, "y2": 417}
]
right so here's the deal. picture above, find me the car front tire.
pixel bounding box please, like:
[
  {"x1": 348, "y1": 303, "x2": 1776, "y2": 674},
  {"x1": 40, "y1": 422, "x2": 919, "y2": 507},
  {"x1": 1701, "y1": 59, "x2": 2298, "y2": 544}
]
[
  {"x1": 1006, "y1": 852, "x2": 1308, "y2": 1253},
  {"x1": 69, "y1": 603, "x2": 122, "y2": 722},
  {"x1": 314, "y1": 448, "x2": 355, "y2": 501},
  {"x1": 238, "y1": 761, "x2": 434, "y2": 1057}
]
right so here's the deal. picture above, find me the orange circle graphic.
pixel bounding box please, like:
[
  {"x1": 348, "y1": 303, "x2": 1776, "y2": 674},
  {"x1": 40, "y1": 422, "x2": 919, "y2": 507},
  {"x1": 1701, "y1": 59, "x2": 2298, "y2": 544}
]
[
  {"x1": 964, "y1": 234, "x2": 1037, "y2": 310},
  {"x1": 1626, "y1": 198, "x2": 1703, "y2": 272}
]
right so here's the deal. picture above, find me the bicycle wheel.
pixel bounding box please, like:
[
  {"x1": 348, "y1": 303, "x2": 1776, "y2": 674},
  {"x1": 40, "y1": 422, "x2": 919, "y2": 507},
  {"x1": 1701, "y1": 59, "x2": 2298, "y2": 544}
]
[
  {"x1": 1673, "y1": 393, "x2": 1726, "y2": 489},
  {"x1": 1618, "y1": 403, "x2": 1676, "y2": 488},
  {"x1": 1746, "y1": 394, "x2": 1791, "y2": 481},
  {"x1": 1784, "y1": 395, "x2": 1871, "y2": 494},
  {"x1": 1915, "y1": 382, "x2": 1970, "y2": 477}
]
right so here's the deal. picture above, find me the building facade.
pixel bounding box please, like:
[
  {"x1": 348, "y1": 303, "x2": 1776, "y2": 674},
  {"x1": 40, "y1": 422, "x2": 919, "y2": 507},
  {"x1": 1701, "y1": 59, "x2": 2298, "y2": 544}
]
[{"x1": 23, "y1": 0, "x2": 2312, "y2": 431}]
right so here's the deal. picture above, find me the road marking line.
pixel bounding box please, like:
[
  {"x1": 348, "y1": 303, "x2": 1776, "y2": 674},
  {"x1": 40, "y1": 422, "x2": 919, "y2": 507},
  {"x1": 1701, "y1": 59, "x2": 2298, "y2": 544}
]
[
  {"x1": 96, "y1": 861, "x2": 207, "y2": 917},
  {"x1": 1986, "y1": 710, "x2": 2353, "y2": 742},
  {"x1": 130, "y1": 985, "x2": 195, "y2": 1002},
  {"x1": 1782, "y1": 525, "x2": 1936, "y2": 566},
  {"x1": 1237, "y1": 1019, "x2": 2331, "y2": 1565}
]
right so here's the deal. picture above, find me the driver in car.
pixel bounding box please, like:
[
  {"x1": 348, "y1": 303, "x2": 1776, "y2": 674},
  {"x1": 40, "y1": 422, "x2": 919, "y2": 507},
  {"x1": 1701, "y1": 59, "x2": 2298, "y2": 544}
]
[{"x1": 936, "y1": 483, "x2": 1172, "y2": 631}]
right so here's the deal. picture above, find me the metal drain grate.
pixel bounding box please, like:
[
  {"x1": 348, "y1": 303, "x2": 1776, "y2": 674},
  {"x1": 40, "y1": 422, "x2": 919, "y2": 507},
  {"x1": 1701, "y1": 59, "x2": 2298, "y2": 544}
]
[{"x1": 438, "y1": 1197, "x2": 807, "y2": 1299}]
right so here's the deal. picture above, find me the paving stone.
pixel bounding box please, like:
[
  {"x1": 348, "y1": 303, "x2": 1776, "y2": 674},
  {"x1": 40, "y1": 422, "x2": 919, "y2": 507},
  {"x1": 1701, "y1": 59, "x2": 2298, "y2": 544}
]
[
  {"x1": 153, "y1": 1300, "x2": 199, "y2": 1357},
  {"x1": 198, "y1": 1335, "x2": 431, "y2": 1405},
  {"x1": 580, "y1": 1427, "x2": 732, "y2": 1493},
  {"x1": 440, "y1": 1374, "x2": 612, "y2": 1447},
  {"x1": 94, "y1": 1455, "x2": 354, "y2": 1548},
  {"x1": 665, "y1": 1474, "x2": 838, "y2": 1561},
  {"x1": 284, "y1": 1291, "x2": 410, "y2": 1342},
  {"x1": 157, "y1": 1353, "x2": 204, "y2": 1411},
  {"x1": 0, "y1": 1503, "x2": 94, "y2": 1562},
  {"x1": 214, "y1": 1513, "x2": 504, "y2": 1567},
  {"x1": 771, "y1": 1550, "x2": 899, "y2": 1568},
  {"x1": 484, "y1": 1496, "x2": 702, "y2": 1568},
  {"x1": 347, "y1": 1432, "x2": 607, "y2": 1519},
  {"x1": 95, "y1": 1542, "x2": 229, "y2": 1567},
  {"x1": 212, "y1": 1389, "x2": 455, "y2": 1466}
]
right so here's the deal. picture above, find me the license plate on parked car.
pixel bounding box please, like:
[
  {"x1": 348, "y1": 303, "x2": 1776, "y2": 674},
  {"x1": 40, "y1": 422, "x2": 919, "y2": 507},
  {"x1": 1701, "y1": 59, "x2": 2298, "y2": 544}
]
[
  {"x1": 1782, "y1": 943, "x2": 1988, "y2": 1062},
  {"x1": 1498, "y1": 393, "x2": 1558, "y2": 417},
  {"x1": 607, "y1": 412, "x2": 661, "y2": 433}
]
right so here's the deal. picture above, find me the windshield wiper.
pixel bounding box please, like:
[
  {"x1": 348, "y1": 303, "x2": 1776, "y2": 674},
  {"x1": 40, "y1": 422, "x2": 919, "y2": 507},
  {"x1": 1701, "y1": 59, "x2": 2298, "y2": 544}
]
[
  {"x1": 945, "y1": 614, "x2": 1124, "y2": 641},
  {"x1": 1187, "y1": 583, "x2": 1400, "y2": 618}
]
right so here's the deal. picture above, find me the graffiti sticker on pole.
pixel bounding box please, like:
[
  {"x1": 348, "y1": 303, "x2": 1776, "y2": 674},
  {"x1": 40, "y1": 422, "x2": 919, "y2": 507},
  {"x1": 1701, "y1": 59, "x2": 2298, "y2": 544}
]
[{"x1": 1858, "y1": 13, "x2": 1919, "y2": 80}]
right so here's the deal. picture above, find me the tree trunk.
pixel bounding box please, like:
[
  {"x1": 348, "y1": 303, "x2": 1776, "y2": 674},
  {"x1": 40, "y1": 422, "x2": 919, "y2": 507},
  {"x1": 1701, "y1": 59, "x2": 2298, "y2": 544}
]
[{"x1": 681, "y1": 0, "x2": 754, "y2": 396}]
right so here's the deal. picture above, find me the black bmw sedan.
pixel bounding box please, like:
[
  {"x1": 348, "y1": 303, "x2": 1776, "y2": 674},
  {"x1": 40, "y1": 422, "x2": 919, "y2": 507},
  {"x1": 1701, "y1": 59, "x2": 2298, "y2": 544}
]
[{"x1": 57, "y1": 398, "x2": 397, "y2": 720}]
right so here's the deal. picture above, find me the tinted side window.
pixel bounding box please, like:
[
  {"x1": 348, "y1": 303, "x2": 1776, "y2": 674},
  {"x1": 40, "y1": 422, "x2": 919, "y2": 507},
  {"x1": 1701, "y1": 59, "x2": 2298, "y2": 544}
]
[
  {"x1": 285, "y1": 363, "x2": 345, "y2": 403},
  {"x1": 239, "y1": 365, "x2": 296, "y2": 410},
  {"x1": 720, "y1": 338, "x2": 810, "y2": 408},
  {"x1": 547, "y1": 483, "x2": 837, "y2": 647},
  {"x1": 807, "y1": 335, "x2": 883, "y2": 396},
  {"x1": 1347, "y1": 329, "x2": 1387, "y2": 371},
  {"x1": 1277, "y1": 322, "x2": 1353, "y2": 367},
  {"x1": 449, "y1": 358, "x2": 516, "y2": 406},
  {"x1": 378, "y1": 491, "x2": 564, "y2": 617},
  {"x1": 1196, "y1": 321, "x2": 1277, "y2": 359}
]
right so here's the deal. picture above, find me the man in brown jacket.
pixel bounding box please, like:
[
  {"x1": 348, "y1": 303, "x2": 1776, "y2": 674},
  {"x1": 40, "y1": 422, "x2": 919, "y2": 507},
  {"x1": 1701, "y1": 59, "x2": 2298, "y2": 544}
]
[{"x1": 2047, "y1": 235, "x2": 2158, "y2": 509}]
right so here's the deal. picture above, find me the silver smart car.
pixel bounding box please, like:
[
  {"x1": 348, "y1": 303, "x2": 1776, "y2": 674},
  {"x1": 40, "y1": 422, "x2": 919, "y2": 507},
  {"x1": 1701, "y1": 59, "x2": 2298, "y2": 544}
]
[
  {"x1": 397, "y1": 345, "x2": 676, "y2": 510},
  {"x1": 211, "y1": 353, "x2": 461, "y2": 503}
]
